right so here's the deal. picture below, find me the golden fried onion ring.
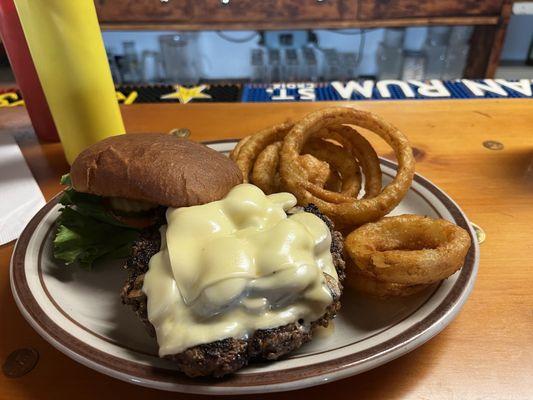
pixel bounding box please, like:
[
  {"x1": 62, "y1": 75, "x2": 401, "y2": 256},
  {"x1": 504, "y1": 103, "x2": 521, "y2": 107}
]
[
  {"x1": 280, "y1": 107, "x2": 415, "y2": 226},
  {"x1": 229, "y1": 134, "x2": 252, "y2": 160},
  {"x1": 252, "y1": 141, "x2": 282, "y2": 194},
  {"x1": 251, "y1": 137, "x2": 362, "y2": 196},
  {"x1": 297, "y1": 127, "x2": 380, "y2": 204},
  {"x1": 235, "y1": 123, "x2": 368, "y2": 198},
  {"x1": 345, "y1": 258, "x2": 432, "y2": 298},
  {"x1": 301, "y1": 137, "x2": 362, "y2": 202},
  {"x1": 345, "y1": 215, "x2": 471, "y2": 286},
  {"x1": 323, "y1": 125, "x2": 382, "y2": 199},
  {"x1": 296, "y1": 153, "x2": 332, "y2": 187},
  {"x1": 232, "y1": 122, "x2": 293, "y2": 183}
]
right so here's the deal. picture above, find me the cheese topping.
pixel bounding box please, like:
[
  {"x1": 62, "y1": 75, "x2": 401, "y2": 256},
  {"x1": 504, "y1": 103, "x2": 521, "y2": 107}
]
[{"x1": 142, "y1": 184, "x2": 338, "y2": 356}]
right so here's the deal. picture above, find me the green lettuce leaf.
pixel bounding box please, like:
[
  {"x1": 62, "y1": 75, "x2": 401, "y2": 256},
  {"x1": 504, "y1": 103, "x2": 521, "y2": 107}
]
[
  {"x1": 60, "y1": 173, "x2": 72, "y2": 186},
  {"x1": 59, "y1": 188, "x2": 133, "y2": 228},
  {"x1": 53, "y1": 176, "x2": 140, "y2": 267}
]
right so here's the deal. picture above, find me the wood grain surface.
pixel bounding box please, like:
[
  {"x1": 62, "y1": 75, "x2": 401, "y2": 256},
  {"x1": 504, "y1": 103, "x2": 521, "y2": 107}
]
[
  {"x1": 99, "y1": 15, "x2": 500, "y2": 31},
  {"x1": 464, "y1": 0, "x2": 512, "y2": 78},
  {"x1": 358, "y1": 0, "x2": 503, "y2": 20},
  {"x1": 95, "y1": 0, "x2": 193, "y2": 23},
  {"x1": 192, "y1": 0, "x2": 338, "y2": 22},
  {"x1": 1, "y1": 100, "x2": 532, "y2": 399}
]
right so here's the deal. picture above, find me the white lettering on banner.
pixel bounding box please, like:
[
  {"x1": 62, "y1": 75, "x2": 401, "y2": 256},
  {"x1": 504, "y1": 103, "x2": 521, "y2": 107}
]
[
  {"x1": 376, "y1": 80, "x2": 416, "y2": 98},
  {"x1": 494, "y1": 79, "x2": 533, "y2": 96},
  {"x1": 461, "y1": 79, "x2": 508, "y2": 96},
  {"x1": 266, "y1": 84, "x2": 295, "y2": 101},
  {"x1": 409, "y1": 80, "x2": 451, "y2": 97},
  {"x1": 267, "y1": 83, "x2": 316, "y2": 101},
  {"x1": 298, "y1": 84, "x2": 316, "y2": 101},
  {"x1": 258, "y1": 79, "x2": 533, "y2": 102},
  {"x1": 331, "y1": 80, "x2": 374, "y2": 99}
]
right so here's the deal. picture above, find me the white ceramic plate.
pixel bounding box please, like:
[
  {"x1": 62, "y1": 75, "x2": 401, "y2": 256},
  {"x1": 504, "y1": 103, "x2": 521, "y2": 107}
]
[{"x1": 10, "y1": 140, "x2": 479, "y2": 395}]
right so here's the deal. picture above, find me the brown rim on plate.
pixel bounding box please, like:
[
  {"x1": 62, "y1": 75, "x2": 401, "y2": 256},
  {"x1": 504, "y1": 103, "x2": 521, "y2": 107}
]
[{"x1": 10, "y1": 144, "x2": 477, "y2": 391}]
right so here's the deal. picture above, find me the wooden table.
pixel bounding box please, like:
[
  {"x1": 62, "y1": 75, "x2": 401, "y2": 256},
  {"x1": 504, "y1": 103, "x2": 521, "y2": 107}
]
[{"x1": 1, "y1": 100, "x2": 532, "y2": 399}]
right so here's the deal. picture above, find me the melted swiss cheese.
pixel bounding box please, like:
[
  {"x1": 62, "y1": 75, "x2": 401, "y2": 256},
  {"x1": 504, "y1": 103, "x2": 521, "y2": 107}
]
[{"x1": 142, "y1": 184, "x2": 339, "y2": 356}]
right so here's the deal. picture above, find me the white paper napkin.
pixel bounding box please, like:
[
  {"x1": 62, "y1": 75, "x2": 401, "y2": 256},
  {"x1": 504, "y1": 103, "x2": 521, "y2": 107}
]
[{"x1": 0, "y1": 134, "x2": 46, "y2": 245}]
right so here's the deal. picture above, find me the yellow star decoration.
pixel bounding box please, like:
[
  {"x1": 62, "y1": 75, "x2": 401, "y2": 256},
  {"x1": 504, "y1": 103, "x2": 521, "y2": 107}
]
[
  {"x1": 116, "y1": 90, "x2": 138, "y2": 105},
  {"x1": 160, "y1": 84, "x2": 212, "y2": 104},
  {"x1": 0, "y1": 92, "x2": 24, "y2": 107}
]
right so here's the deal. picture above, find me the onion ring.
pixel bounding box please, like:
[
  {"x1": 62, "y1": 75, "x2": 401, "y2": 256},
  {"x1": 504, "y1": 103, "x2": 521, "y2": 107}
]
[
  {"x1": 252, "y1": 142, "x2": 282, "y2": 194},
  {"x1": 252, "y1": 138, "x2": 361, "y2": 196},
  {"x1": 229, "y1": 135, "x2": 251, "y2": 160},
  {"x1": 345, "y1": 214, "x2": 471, "y2": 285},
  {"x1": 280, "y1": 107, "x2": 415, "y2": 227},
  {"x1": 345, "y1": 258, "x2": 432, "y2": 298},
  {"x1": 231, "y1": 122, "x2": 293, "y2": 182},
  {"x1": 325, "y1": 126, "x2": 382, "y2": 199},
  {"x1": 301, "y1": 137, "x2": 362, "y2": 201},
  {"x1": 237, "y1": 125, "x2": 366, "y2": 198},
  {"x1": 296, "y1": 153, "x2": 332, "y2": 188},
  {"x1": 311, "y1": 126, "x2": 382, "y2": 199},
  {"x1": 324, "y1": 169, "x2": 343, "y2": 193}
]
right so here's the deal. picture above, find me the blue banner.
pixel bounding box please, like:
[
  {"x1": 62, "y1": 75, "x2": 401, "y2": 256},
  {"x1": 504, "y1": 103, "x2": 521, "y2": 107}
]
[{"x1": 241, "y1": 79, "x2": 533, "y2": 102}]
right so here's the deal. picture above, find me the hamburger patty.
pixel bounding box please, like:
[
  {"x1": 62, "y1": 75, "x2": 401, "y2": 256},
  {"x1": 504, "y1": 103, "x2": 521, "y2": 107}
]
[{"x1": 121, "y1": 204, "x2": 345, "y2": 377}]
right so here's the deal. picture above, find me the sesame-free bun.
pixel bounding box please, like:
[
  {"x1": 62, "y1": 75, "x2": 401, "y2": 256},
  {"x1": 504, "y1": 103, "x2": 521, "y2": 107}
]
[{"x1": 70, "y1": 133, "x2": 243, "y2": 207}]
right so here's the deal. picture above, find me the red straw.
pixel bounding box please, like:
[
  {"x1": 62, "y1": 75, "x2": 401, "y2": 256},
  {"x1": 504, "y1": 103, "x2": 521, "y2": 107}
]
[{"x1": 0, "y1": 0, "x2": 59, "y2": 141}]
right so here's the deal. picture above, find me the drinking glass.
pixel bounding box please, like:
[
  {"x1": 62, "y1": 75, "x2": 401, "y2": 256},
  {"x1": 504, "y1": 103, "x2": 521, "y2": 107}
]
[
  {"x1": 402, "y1": 51, "x2": 426, "y2": 80},
  {"x1": 250, "y1": 48, "x2": 267, "y2": 82},
  {"x1": 377, "y1": 44, "x2": 404, "y2": 79},
  {"x1": 121, "y1": 41, "x2": 141, "y2": 83},
  {"x1": 284, "y1": 48, "x2": 300, "y2": 82},
  {"x1": 141, "y1": 51, "x2": 163, "y2": 83},
  {"x1": 301, "y1": 47, "x2": 318, "y2": 82},
  {"x1": 423, "y1": 27, "x2": 451, "y2": 79},
  {"x1": 268, "y1": 49, "x2": 281, "y2": 83},
  {"x1": 159, "y1": 33, "x2": 200, "y2": 84}
]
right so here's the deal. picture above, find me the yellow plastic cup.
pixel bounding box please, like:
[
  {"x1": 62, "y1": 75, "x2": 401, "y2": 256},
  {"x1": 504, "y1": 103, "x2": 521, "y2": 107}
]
[{"x1": 14, "y1": 0, "x2": 125, "y2": 164}]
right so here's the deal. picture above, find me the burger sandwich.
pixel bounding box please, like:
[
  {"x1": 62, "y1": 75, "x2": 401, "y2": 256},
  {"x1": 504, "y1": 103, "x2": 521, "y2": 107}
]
[{"x1": 54, "y1": 133, "x2": 345, "y2": 377}]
